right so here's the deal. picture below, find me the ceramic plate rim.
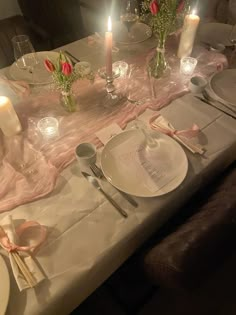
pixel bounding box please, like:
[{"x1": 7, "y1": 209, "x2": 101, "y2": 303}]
[
  {"x1": 101, "y1": 129, "x2": 188, "y2": 197},
  {"x1": 0, "y1": 254, "x2": 10, "y2": 315},
  {"x1": 198, "y1": 22, "x2": 233, "y2": 47},
  {"x1": 113, "y1": 21, "x2": 152, "y2": 45},
  {"x1": 9, "y1": 51, "x2": 59, "y2": 85},
  {"x1": 209, "y1": 69, "x2": 236, "y2": 107}
]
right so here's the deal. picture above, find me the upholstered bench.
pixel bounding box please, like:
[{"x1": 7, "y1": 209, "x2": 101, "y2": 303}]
[{"x1": 144, "y1": 163, "x2": 236, "y2": 290}]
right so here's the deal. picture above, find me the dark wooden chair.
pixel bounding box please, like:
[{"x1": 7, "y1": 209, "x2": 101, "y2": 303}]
[{"x1": 17, "y1": 0, "x2": 85, "y2": 48}]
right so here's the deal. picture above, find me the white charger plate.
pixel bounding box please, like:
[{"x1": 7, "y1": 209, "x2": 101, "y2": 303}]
[
  {"x1": 9, "y1": 51, "x2": 59, "y2": 85},
  {"x1": 113, "y1": 21, "x2": 152, "y2": 45},
  {"x1": 209, "y1": 69, "x2": 236, "y2": 107},
  {"x1": 197, "y1": 23, "x2": 235, "y2": 47},
  {"x1": 101, "y1": 129, "x2": 188, "y2": 197},
  {"x1": 0, "y1": 255, "x2": 10, "y2": 315}
]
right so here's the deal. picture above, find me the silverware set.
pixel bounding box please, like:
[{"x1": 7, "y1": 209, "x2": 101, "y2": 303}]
[
  {"x1": 195, "y1": 89, "x2": 236, "y2": 119},
  {"x1": 82, "y1": 171, "x2": 129, "y2": 218},
  {"x1": 81, "y1": 164, "x2": 139, "y2": 219},
  {"x1": 90, "y1": 164, "x2": 138, "y2": 208}
]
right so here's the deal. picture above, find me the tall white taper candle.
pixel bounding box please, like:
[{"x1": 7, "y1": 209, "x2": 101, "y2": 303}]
[
  {"x1": 177, "y1": 11, "x2": 200, "y2": 58},
  {"x1": 0, "y1": 96, "x2": 22, "y2": 137}
]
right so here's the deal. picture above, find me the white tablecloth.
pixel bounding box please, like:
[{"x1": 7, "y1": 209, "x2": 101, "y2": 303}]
[{"x1": 1, "y1": 37, "x2": 236, "y2": 315}]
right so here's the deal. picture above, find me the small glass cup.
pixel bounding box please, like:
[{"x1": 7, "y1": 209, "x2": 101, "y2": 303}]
[
  {"x1": 12, "y1": 35, "x2": 38, "y2": 72},
  {"x1": 180, "y1": 57, "x2": 198, "y2": 76},
  {"x1": 112, "y1": 61, "x2": 129, "y2": 77},
  {"x1": 37, "y1": 117, "x2": 59, "y2": 139}
]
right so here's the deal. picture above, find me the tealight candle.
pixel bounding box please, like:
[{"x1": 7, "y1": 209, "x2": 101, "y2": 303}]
[
  {"x1": 0, "y1": 96, "x2": 22, "y2": 137},
  {"x1": 177, "y1": 10, "x2": 200, "y2": 58},
  {"x1": 37, "y1": 117, "x2": 59, "y2": 139},
  {"x1": 112, "y1": 61, "x2": 128, "y2": 77},
  {"x1": 105, "y1": 16, "x2": 113, "y2": 77},
  {"x1": 180, "y1": 57, "x2": 198, "y2": 76}
]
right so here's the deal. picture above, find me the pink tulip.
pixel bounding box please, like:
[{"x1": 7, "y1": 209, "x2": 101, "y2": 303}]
[
  {"x1": 150, "y1": 0, "x2": 159, "y2": 15},
  {"x1": 44, "y1": 59, "x2": 55, "y2": 72},
  {"x1": 177, "y1": 0, "x2": 185, "y2": 13},
  {"x1": 62, "y1": 62, "x2": 73, "y2": 76}
]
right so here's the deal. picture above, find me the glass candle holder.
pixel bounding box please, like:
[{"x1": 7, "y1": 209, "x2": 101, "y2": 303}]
[
  {"x1": 37, "y1": 117, "x2": 59, "y2": 139},
  {"x1": 112, "y1": 61, "x2": 129, "y2": 77},
  {"x1": 180, "y1": 57, "x2": 198, "y2": 76}
]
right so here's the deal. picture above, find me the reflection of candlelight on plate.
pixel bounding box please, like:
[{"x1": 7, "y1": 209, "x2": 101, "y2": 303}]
[
  {"x1": 0, "y1": 96, "x2": 22, "y2": 137},
  {"x1": 180, "y1": 57, "x2": 198, "y2": 76},
  {"x1": 37, "y1": 117, "x2": 59, "y2": 139}
]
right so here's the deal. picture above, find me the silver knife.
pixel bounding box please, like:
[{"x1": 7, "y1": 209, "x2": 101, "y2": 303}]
[
  {"x1": 64, "y1": 50, "x2": 80, "y2": 63},
  {"x1": 82, "y1": 172, "x2": 128, "y2": 218},
  {"x1": 195, "y1": 96, "x2": 236, "y2": 119},
  {"x1": 89, "y1": 164, "x2": 138, "y2": 208}
]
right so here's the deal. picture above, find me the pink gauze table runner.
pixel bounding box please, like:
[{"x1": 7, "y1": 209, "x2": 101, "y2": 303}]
[{"x1": 0, "y1": 46, "x2": 227, "y2": 212}]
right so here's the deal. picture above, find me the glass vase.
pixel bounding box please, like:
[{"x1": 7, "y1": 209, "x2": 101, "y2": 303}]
[
  {"x1": 148, "y1": 34, "x2": 169, "y2": 79},
  {"x1": 60, "y1": 90, "x2": 77, "y2": 112}
]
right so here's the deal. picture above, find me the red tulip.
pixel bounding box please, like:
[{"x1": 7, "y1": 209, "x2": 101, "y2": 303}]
[
  {"x1": 150, "y1": 0, "x2": 159, "y2": 15},
  {"x1": 177, "y1": 0, "x2": 185, "y2": 13},
  {"x1": 62, "y1": 62, "x2": 73, "y2": 76},
  {"x1": 44, "y1": 59, "x2": 55, "y2": 72}
]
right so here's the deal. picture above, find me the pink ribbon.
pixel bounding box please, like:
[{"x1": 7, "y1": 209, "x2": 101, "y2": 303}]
[
  {"x1": 149, "y1": 114, "x2": 200, "y2": 138},
  {"x1": 0, "y1": 221, "x2": 47, "y2": 253}
]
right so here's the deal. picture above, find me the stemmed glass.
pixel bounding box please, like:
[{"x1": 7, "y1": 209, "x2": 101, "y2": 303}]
[
  {"x1": 12, "y1": 35, "x2": 38, "y2": 80},
  {"x1": 127, "y1": 66, "x2": 158, "y2": 151},
  {"x1": 228, "y1": 24, "x2": 236, "y2": 66},
  {"x1": 120, "y1": 0, "x2": 139, "y2": 42}
]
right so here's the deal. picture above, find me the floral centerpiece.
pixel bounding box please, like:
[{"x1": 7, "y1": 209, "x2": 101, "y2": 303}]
[
  {"x1": 44, "y1": 52, "x2": 94, "y2": 112},
  {"x1": 141, "y1": 0, "x2": 190, "y2": 78}
]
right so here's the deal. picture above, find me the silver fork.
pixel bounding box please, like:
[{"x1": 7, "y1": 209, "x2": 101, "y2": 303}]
[{"x1": 90, "y1": 164, "x2": 138, "y2": 208}]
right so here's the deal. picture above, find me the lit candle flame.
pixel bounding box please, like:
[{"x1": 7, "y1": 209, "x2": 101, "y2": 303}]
[
  {"x1": 108, "y1": 16, "x2": 112, "y2": 32},
  {"x1": 191, "y1": 9, "x2": 196, "y2": 15}
]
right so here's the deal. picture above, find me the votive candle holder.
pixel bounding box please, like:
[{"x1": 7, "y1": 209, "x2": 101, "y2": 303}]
[
  {"x1": 37, "y1": 117, "x2": 59, "y2": 139},
  {"x1": 180, "y1": 57, "x2": 198, "y2": 76}
]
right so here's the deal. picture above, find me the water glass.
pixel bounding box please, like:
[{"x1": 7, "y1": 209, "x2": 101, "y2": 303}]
[
  {"x1": 12, "y1": 35, "x2": 38, "y2": 72},
  {"x1": 180, "y1": 57, "x2": 198, "y2": 76},
  {"x1": 37, "y1": 117, "x2": 59, "y2": 139}
]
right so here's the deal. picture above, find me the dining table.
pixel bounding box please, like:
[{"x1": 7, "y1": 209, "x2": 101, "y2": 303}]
[{"x1": 0, "y1": 30, "x2": 236, "y2": 315}]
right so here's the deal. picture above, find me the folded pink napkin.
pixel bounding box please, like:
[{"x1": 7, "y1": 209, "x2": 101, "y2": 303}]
[
  {"x1": 0, "y1": 215, "x2": 47, "y2": 291},
  {"x1": 149, "y1": 114, "x2": 205, "y2": 155}
]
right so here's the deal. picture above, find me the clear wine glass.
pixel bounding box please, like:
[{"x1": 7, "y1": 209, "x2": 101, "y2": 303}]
[
  {"x1": 12, "y1": 35, "x2": 38, "y2": 79},
  {"x1": 228, "y1": 24, "x2": 236, "y2": 67},
  {"x1": 120, "y1": 0, "x2": 139, "y2": 42}
]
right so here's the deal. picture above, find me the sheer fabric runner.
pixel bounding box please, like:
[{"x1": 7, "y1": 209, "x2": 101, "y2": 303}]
[{"x1": 0, "y1": 46, "x2": 227, "y2": 212}]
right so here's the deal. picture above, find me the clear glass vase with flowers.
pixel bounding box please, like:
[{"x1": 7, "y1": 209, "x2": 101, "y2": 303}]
[
  {"x1": 141, "y1": 0, "x2": 190, "y2": 78},
  {"x1": 44, "y1": 52, "x2": 94, "y2": 112}
]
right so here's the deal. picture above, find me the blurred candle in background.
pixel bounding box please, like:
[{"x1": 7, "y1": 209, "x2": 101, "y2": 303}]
[
  {"x1": 0, "y1": 96, "x2": 22, "y2": 137},
  {"x1": 177, "y1": 10, "x2": 200, "y2": 58},
  {"x1": 105, "y1": 16, "x2": 113, "y2": 77}
]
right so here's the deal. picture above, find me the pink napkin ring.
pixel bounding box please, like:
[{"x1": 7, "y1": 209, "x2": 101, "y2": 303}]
[{"x1": 0, "y1": 221, "x2": 47, "y2": 253}]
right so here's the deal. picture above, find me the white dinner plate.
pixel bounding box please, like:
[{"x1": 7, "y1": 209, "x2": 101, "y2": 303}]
[
  {"x1": 113, "y1": 21, "x2": 152, "y2": 45},
  {"x1": 101, "y1": 129, "x2": 188, "y2": 197},
  {"x1": 0, "y1": 254, "x2": 10, "y2": 315},
  {"x1": 9, "y1": 51, "x2": 59, "y2": 85},
  {"x1": 197, "y1": 23, "x2": 235, "y2": 47},
  {"x1": 209, "y1": 69, "x2": 236, "y2": 107}
]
